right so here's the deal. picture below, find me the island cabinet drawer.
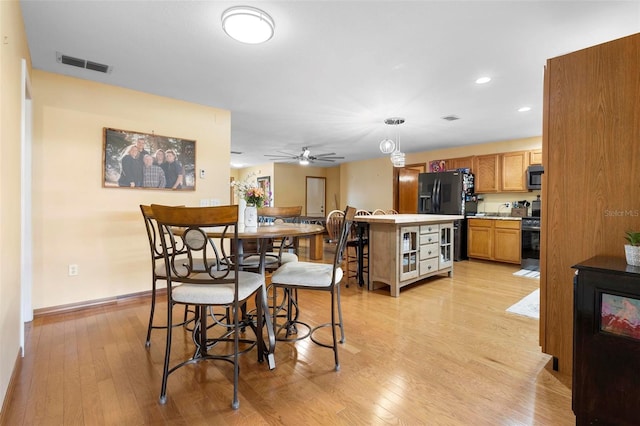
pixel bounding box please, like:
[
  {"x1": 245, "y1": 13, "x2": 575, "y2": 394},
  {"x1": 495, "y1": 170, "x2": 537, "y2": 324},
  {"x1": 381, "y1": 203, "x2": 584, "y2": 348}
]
[
  {"x1": 420, "y1": 224, "x2": 438, "y2": 234},
  {"x1": 420, "y1": 232, "x2": 438, "y2": 245},
  {"x1": 420, "y1": 242, "x2": 439, "y2": 260},
  {"x1": 420, "y1": 258, "x2": 439, "y2": 275}
]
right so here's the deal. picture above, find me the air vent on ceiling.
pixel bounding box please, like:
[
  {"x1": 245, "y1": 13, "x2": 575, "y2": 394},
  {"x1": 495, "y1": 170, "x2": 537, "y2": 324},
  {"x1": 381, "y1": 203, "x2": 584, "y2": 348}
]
[
  {"x1": 442, "y1": 115, "x2": 460, "y2": 121},
  {"x1": 56, "y1": 52, "x2": 112, "y2": 74}
]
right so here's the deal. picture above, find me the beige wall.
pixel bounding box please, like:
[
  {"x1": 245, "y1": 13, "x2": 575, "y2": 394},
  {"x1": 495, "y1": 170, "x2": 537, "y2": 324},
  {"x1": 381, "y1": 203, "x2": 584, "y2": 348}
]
[
  {"x1": 273, "y1": 163, "x2": 338, "y2": 215},
  {"x1": 339, "y1": 136, "x2": 542, "y2": 212},
  {"x1": 31, "y1": 71, "x2": 230, "y2": 309},
  {"x1": 0, "y1": 0, "x2": 32, "y2": 411}
]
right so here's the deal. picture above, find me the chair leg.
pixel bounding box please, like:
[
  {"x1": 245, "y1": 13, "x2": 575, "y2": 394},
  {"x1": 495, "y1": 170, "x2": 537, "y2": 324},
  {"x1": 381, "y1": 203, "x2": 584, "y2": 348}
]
[
  {"x1": 336, "y1": 281, "x2": 345, "y2": 344},
  {"x1": 159, "y1": 299, "x2": 174, "y2": 404},
  {"x1": 145, "y1": 278, "x2": 157, "y2": 348},
  {"x1": 330, "y1": 286, "x2": 340, "y2": 371},
  {"x1": 232, "y1": 300, "x2": 240, "y2": 410}
]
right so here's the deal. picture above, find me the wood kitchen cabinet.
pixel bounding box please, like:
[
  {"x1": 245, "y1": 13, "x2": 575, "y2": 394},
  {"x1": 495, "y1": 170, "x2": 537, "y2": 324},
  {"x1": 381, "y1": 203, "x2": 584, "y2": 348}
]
[
  {"x1": 501, "y1": 151, "x2": 529, "y2": 192},
  {"x1": 529, "y1": 149, "x2": 542, "y2": 165},
  {"x1": 445, "y1": 156, "x2": 474, "y2": 172},
  {"x1": 467, "y1": 218, "x2": 521, "y2": 264},
  {"x1": 467, "y1": 218, "x2": 492, "y2": 259},
  {"x1": 473, "y1": 154, "x2": 500, "y2": 193},
  {"x1": 474, "y1": 152, "x2": 529, "y2": 193}
]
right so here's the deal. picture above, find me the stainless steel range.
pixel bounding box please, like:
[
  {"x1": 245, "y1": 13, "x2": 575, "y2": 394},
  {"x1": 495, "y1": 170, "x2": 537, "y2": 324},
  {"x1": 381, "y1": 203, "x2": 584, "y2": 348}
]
[{"x1": 521, "y1": 216, "x2": 541, "y2": 270}]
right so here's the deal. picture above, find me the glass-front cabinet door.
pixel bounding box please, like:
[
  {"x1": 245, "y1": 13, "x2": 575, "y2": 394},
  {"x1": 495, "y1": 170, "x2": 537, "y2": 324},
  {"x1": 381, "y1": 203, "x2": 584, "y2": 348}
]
[
  {"x1": 440, "y1": 223, "x2": 453, "y2": 269},
  {"x1": 400, "y1": 226, "x2": 419, "y2": 281}
]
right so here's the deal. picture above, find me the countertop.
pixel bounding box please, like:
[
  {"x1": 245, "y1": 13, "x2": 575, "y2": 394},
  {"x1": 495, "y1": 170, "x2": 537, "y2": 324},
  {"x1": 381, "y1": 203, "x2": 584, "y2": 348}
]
[
  {"x1": 356, "y1": 214, "x2": 464, "y2": 224},
  {"x1": 469, "y1": 214, "x2": 522, "y2": 221}
]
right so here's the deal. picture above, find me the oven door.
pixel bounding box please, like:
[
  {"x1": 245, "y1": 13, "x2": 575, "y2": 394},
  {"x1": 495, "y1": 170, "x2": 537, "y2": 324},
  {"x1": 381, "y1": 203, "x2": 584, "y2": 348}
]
[{"x1": 521, "y1": 225, "x2": 540, "y2": 269}]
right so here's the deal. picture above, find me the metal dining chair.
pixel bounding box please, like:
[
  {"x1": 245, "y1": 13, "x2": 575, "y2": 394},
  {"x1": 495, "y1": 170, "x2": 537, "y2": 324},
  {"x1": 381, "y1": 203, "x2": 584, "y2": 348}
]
[
  {"x1": 140, "y1": 205, "x2": 198, "y2": 347},
  {"x1": 150, "y1": 204, "x2": 275, "y2": 409},
  {"x1": 270, "y1": 206, "x2": 356, "y2": 370}
]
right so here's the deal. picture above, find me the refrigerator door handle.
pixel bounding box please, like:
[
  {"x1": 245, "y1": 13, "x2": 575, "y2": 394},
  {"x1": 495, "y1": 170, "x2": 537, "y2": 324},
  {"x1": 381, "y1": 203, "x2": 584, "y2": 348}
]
[
  {"x1": 435, "y1": 179, "x2": 441, "y2": 213},
  {"x1": 431, "y1": 179, "x2": 438, "y2": 213}
]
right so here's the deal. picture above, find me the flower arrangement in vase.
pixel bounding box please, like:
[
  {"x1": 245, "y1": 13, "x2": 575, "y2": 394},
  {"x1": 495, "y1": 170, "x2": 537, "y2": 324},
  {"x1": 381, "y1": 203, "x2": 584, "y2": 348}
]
[{"x1": 230, "y1": 172, "x2": 268, "y2": 228}]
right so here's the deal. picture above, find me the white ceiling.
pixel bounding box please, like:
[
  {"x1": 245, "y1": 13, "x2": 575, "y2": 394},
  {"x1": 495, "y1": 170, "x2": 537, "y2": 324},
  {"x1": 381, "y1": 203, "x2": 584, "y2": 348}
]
[{"x1": 20, "y1": 1, "x2": 640, "y2": 168}]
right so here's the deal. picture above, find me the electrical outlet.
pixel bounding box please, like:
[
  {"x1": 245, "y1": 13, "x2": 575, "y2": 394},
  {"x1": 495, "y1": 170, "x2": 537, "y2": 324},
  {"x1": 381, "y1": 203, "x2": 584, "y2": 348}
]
[
  {"x1": 199, "y1": 169, "x2": 206, "y2": 179},
  {"x1": 68, "y1": 264, "x2": 79, "y2": 276},
  {"x1": 504, "y1": 202, "x2": 511, "y2": 208}
]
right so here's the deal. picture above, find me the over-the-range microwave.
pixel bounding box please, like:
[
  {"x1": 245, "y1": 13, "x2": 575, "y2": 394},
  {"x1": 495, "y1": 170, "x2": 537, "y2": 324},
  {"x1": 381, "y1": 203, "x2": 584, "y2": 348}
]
[{"x1": 526, "y1": 165, "x2": 544, "y2": 190}]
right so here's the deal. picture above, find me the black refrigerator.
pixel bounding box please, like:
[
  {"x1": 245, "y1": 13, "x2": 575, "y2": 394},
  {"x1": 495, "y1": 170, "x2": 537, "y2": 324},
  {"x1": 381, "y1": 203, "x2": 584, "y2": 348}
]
[{"x1": 418, "y1": 171, "x2": 477, "y2": 260}]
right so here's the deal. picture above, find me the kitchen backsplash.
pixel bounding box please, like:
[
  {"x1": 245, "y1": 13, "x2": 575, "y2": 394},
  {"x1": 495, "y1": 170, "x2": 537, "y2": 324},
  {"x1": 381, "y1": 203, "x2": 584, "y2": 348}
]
[{"x1": 476, "y1": 191, "x2": 541, "y2": 216}]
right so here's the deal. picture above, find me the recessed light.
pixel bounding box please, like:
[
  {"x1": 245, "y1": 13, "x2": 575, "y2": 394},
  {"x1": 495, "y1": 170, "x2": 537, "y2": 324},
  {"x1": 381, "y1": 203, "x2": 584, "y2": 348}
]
[
  {"x1": 475, "y1": 77, "x2": 491, "y2": 84},
  {"x1": 518, "y1": 106, "x2": 532, "y2": 112}
]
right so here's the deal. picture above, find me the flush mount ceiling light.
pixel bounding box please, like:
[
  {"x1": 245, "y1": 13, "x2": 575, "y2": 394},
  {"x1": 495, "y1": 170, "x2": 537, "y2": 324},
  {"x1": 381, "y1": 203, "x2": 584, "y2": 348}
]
[
  {"x1": 475, "y1": 76, "x2": 491, "y2": 84},
  {"x1": 380, "y1": 117, "x2": 405, "y2": 167},
  {"x1": 518, "y1": 106, "x2": 532, "y2": 112},
  {"x1": 222, "y1": 6, "x2": 275, "y2": 44}
]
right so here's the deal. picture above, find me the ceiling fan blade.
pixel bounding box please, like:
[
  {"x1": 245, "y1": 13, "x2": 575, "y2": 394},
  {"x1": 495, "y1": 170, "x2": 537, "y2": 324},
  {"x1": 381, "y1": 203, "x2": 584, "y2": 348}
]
[
  {"x1": 265, "y1": 154, "x2": 296, "y2": 158},
  {"x1": 313, "y1": 152, "x2": 337, "y2": 157},
  {"x1": 311, "y1": 158, "x2": 336, "y2": 162}
]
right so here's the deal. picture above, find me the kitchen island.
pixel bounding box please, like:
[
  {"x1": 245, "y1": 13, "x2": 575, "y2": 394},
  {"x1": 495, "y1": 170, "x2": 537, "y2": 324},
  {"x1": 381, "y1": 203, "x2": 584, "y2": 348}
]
[{"x1": 357, "y1": 214, "x2": 463, "y2": 297}]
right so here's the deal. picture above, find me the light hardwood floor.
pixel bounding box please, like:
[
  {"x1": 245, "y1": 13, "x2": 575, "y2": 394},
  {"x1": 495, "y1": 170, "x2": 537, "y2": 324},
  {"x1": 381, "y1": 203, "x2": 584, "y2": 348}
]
[{"x1": 2, "y1": 244, "x2": 574, "y2": 425}]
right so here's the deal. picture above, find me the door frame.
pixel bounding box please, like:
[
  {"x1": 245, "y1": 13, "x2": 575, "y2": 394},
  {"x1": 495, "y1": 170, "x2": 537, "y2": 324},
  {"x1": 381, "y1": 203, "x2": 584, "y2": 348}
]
[
  {"x1": 21, "y1": 59, "x2": 33, "y2": 355},
  {"x1": 305, "y1": 176, "x2": 326, "y2": 217},
  {"x1": 393, "y1": 163, "x2": 426, "y2": 212}
]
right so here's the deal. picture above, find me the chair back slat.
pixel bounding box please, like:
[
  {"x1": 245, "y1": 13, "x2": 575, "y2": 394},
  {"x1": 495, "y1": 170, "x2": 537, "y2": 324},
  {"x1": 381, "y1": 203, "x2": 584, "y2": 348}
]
[
  {"x1": 150, "y1": 204, "x2": 239, "y2": 286},
  {"x1": 333, "y1": 206, "x2": 357, "y2": 269},
  {"x1": 325, "y1": 209, "x2": 344, "y2": 243}
]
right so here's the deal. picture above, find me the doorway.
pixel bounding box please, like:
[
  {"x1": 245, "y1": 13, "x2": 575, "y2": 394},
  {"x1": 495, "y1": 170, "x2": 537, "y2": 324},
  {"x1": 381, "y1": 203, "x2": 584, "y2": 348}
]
[
  {"x1": 305, "y1": 176, "x2": 326, "y2": 217},
  {"x1": 394, "y1": 163, "x2": 426, "y2": 213}
]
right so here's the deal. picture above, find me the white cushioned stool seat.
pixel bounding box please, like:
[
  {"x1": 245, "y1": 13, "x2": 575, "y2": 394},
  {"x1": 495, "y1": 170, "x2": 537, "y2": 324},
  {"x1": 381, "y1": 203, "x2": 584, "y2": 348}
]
[
  {"x1": 172, "y1": 271, "x2": 264, "y2": 305},
  {"x1": 271, "y1": 262, "x2": 343, "y2": 287}
]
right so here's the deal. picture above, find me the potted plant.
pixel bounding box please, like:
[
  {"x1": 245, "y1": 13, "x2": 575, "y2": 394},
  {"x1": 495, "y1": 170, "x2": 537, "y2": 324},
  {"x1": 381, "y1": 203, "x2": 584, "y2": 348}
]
[{"x1": 624, "y1": 231, "x2": 640, "y2": 266}]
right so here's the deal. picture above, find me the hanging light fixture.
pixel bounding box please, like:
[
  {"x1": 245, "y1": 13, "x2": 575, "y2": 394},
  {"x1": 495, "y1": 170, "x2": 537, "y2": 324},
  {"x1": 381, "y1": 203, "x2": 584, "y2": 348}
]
[
  {"x1": 380, "y1": 117, "x2": 405, "y2": 167},
  {"x1": 222, "y1": 6, "x2": 275, "y2": 44}
]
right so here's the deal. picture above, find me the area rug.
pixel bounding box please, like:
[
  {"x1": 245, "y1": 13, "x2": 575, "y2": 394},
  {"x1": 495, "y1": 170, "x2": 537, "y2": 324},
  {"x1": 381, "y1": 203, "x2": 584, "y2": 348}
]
[
  {"x1": 506, "y1": 289, "x2": 540, "y2": 319},
  {"x1": 513, "y1": 268, "x2": 540, "y2": 279}
]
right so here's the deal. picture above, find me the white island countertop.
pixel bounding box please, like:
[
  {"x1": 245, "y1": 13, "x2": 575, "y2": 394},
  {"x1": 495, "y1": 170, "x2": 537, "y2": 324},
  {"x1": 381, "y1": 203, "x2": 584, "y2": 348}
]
[{"x1": 356, "y1": 214, "x2": 464, "y2": 224}]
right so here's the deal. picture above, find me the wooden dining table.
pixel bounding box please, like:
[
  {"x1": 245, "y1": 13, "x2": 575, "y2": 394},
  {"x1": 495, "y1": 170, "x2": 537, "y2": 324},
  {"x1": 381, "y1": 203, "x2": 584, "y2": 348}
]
[
  {"x1": 202, "y1": 222, "x2": 326, "y2": 368},
  {"x1": 205, "y1": 222, "x2": 326, "y2": 268}
]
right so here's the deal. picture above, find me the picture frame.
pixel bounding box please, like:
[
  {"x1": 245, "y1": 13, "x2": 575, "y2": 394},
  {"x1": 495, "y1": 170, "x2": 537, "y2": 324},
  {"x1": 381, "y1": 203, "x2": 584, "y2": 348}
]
[
  {"x1": 257, "y1": 176, "x2": 271, "y2": 206},
  {"x1": 103, "y1": 127, "x2": 196, "y2": 190}
]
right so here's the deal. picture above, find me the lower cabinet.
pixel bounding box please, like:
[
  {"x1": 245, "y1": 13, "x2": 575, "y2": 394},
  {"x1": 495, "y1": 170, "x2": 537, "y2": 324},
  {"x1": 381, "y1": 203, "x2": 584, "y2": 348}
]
[{"x1": 467, "y1": 218, "x2": 521, "y2": 264}]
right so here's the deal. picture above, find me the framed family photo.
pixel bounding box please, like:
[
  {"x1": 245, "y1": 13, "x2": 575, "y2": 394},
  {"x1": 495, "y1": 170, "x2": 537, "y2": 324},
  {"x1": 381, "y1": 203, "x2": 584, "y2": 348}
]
[{"x1": 103, "y1": 127, "x2": 196, "y2": 190}]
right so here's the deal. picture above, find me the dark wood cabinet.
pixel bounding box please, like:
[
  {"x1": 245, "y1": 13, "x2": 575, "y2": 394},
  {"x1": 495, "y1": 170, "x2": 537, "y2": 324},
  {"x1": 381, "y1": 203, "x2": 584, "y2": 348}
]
[{"x1": 572, "y1": 256, "x2": 640, "y2": 426}]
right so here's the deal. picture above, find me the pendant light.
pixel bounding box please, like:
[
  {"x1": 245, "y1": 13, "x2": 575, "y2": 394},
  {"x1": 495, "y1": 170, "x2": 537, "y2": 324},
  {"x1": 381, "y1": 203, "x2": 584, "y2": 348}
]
[{"x1": 379, "y1": 117, "x2": 405, "y2": 167}]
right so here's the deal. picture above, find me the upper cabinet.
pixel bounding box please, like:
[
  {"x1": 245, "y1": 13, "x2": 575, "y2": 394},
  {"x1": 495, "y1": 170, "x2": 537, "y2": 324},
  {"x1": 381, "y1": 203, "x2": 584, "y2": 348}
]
[
  {"x1": 473, "y1": 151, "x2": 530, "y2": 193},
  {"x1": 501, "y1": 151, "x2": 530, "y2": 192},
  {"x1": 445, "y1": 156, "x2": 474, "y2": 172},
  {"x1": 473, "y1": 154, "x2": 500, "y2": 192},
  {"x1": 443, "y1": 149, "x2": 538, "y2": 193},
  {"x1": 529, "y1": 149, "x2": 542, "y2": 165}
]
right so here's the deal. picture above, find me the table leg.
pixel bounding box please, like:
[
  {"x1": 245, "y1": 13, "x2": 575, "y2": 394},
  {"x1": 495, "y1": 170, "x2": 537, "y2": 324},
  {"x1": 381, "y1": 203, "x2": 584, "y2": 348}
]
[{"x1": 309, "y1": 233, "x2": 323, "y2": 260}]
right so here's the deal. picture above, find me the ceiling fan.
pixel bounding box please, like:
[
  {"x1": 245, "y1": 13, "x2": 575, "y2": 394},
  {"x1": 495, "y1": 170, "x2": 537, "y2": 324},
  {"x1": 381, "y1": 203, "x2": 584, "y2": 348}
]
[{"x1": 264, "y1": 147, "x2": 344, "y2": 165}]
